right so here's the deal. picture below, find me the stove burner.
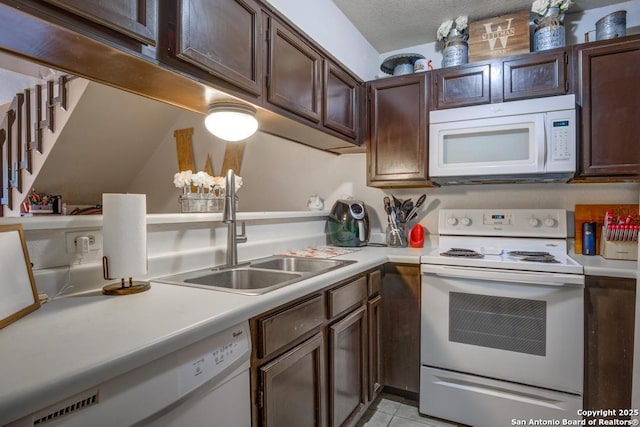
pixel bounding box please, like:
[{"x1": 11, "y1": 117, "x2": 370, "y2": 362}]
[
  {"x1": 440, "y1": 248, "x2": 484, "y2": 258},
  {"x1": 507, "y1": 251, "x2": 551, "y2": 257},
  {"x1": 521, "y1": 255, "x2": 560, "y2": 263},
  {"x1": 507, "y1": 250, "x2": 560, "y2": 263}
]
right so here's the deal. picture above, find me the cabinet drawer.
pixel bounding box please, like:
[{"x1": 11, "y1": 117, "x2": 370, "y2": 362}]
[
  {"x1": 258, "y1": 294, "x2": 325, "y2": 358},
  {"x1": 328, "y1": 276, "x2": 367, "y2": 318}
]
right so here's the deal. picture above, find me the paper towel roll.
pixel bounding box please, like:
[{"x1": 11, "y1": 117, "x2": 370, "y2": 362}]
[{"x1": 102, "y1": 194, "x2": 147, "y2": 279}]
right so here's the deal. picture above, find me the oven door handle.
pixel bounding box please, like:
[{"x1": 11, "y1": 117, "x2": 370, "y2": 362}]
[{"x1": 421, "y1": 264, "x2": 584, "y2": 286}]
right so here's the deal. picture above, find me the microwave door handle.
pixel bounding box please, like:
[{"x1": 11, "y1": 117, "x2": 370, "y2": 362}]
[
  {"x1": 537, "y1": 115, "x2": 547, "y2": 169},
  {"x1": 421, "y1": 264, "x2": 584, "y2": 286}
]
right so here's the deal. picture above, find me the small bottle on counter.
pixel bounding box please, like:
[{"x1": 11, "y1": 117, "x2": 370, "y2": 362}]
[{"x1": 582, "y1": 222, "x2": 597, "y2": 255}]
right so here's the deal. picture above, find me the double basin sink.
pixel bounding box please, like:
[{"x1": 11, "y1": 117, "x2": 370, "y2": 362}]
[{"x1": 155, "y1": 255, "x2": 355, "y2": 295}]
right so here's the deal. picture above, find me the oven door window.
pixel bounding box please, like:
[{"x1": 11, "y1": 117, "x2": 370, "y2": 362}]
[{"x1": 449, "y1": 292, "x2": 546, "y2": 356}]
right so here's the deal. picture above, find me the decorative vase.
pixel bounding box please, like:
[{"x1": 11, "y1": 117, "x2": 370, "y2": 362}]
[
  {"x1": 534, "y1": 6, "x2": 565, "y2": 52},
  {"x1": 442, "y1": 28, "x2": 469, "y2": 68}
]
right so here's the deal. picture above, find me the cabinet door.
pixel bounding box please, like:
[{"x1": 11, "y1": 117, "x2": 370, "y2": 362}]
[
  {"x1": 577, "y1": 36, "x2": 640, "y2": 178},
  {"x1": 323, "y1": 61, "x2": 360, "y2": 142},
  {"x1": 368, "y1": 294, "x2": 383, "y2": 401},
  {"x1": 367, "y1": 73, "x2": 430, "y2": 187},
  {"x1": 503, "y1": 50, "x2": 568, "y2": 101},
  {"x1": 329, "y1": 305, "x2": 367, "y2": 427},
  {"x1": 584, "y1": 275, "x2": 635, "y2": 417},
  {"x1": 259, "y1": 332, "x2": 326, "y2": 427},
  {"x1": 433, "y1": 63, "x2": 491, "y2": 109},
  {"x1": 381, "y1": 264, "x2": 421, "y2": 396},
  {"x1": 177, "y1": 0, "x2": 262, "y2": 96},
  {"x1": 41, "y1": 0, "x2": 157, "y2": 45},
  {"x1": 267, "y1": 18, "x2": 322, "y2": 123}
]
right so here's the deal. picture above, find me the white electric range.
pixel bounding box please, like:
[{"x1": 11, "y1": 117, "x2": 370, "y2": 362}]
[{"x1": 419, "y1": 209, "x2": 584, "y2": 427}]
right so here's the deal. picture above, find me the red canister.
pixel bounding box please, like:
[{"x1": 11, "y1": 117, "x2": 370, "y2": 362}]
[{"x1": 409, "y1": 224, "x2": 425, "y2": 248}]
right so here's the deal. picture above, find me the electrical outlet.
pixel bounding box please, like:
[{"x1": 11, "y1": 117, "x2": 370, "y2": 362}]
[{"x1": 65, "y1": 231, "x2": 102, "y2": 254}]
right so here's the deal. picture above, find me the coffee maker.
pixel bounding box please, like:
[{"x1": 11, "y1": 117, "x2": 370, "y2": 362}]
[{"x1": 326, "y1": 199, "x2": 370, "y2": 247}]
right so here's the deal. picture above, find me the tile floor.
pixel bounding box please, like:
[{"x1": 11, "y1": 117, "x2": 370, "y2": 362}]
[{"x1": 355, "y1": 393, "x2": 461, "y2": 427}]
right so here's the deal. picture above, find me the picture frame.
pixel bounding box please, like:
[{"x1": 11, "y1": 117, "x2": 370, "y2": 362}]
[{"x1": 0, "y1": 224, "x2": 40, "y2": 329}]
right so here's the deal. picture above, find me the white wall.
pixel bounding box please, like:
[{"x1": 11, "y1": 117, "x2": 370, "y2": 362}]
[
  {"x1": 128, "y1": 114, "x2": 640, "y2": 238},
  {"x1": 127, "y1": 109, "x2": 229, "y2": 213},
  {"x1": 231, "y1": 137, "x2": 640, "y2": 237}
]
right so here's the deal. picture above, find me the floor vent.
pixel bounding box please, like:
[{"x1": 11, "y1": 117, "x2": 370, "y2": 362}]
[{"x1": 30, "y1": 389, "x2": 99, "y2": 425}]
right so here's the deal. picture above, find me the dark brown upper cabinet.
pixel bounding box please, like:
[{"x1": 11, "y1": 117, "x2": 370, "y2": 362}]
[
  {"x1": 175, "y1": 0, "x2": 262, "y2": 96},
  {"x1": 575, "y1": 35, "x2": 640, "y2": 180},
  {"x1": 40, "y1": 0, "x2": 158, "y2": 45},
  {"x1": 323, "y1": 61, "x2": 360, "y2": 142},
  {"x1": 367, "y1": 73, "x2": 431, "y2": 187},
  {"x1": 432, "y1": 49, "x2": 570, "y2": 109},
  {"x1": 503, "y1": 49, "x2": 568, "y2": 101},
  {"x1": 433, "y1": 63, "x2": 491, "y2": 110},
  {"x1": 266, "y1": 17, "x2": 323, "y2": 124}
]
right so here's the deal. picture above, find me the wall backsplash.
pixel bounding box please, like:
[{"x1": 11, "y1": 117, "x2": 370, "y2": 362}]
[{"x1": 233, "y1": 134, "x2": 640, "y2": 237}]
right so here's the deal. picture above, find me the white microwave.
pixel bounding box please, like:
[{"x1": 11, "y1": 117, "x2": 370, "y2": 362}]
[{"x1": 429, "y1": 95, "x2": 576, "y2": 185}]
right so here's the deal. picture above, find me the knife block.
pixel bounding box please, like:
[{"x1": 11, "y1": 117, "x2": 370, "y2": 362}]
[{"x1": 600, "y1": 227, "x2": 638, "y2": 261}]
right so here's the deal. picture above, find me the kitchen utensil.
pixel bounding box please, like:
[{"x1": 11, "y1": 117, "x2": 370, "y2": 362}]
[
  {"x1": 400, "y1": 199, "x2": 413, "y2": 221},
  {"x1": 406, "y1": 194, "x2": 426, "y2": 222},
  {"x1": 391, "y1": 195, "x2": 402, "y2": 211}
]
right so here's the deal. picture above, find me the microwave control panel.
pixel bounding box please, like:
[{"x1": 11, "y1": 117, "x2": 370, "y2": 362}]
[{"x1": 550, "y1": 119, "x2": 571, "y2": 161}]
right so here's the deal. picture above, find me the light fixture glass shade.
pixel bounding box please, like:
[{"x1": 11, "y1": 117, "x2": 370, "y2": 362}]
[{"x1": 204, "y1": 102, "x2": 258, "y2": 141}]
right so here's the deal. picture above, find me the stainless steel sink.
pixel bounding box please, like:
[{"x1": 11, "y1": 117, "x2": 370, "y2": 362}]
[
  {"x1": 249, "y1": 256, "x2": 350, "y2": 273},
  {"x1": 185, "y1": 268, "x2": 302, "y2": 293},
  {"x1": 154, "y1": 255, "x2": 355, "y2": 295}
]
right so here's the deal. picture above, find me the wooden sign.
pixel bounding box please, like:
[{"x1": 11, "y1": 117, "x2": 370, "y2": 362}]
[{"x1": 468, "y1": 10, "x2": 531, "y2": 62}]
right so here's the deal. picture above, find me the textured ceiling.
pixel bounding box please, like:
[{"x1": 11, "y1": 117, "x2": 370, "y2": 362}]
[{"x1": 332, "y1": 0, "x2": 628, "y2": 52}]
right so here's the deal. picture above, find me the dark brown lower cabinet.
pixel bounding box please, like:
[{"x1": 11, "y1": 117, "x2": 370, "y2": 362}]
[
  {"x1": 329, "y1": 305, "x2": 368, "y2": 427},
  {"x1": 380, "y1": 263, "x2": 421, "y2": 397},
  {"x1": 259, "y1": 331, "x2": 326, "y2": 427},
  {"x1": 584, "y1": 275, "x2": 636, "y2": 416},
  {"x1": 368, "y1": 294, "x2": 383, "y2": 400},
  {"x1": 251, "y1": 270, "x2": 382, "y2": 427}
]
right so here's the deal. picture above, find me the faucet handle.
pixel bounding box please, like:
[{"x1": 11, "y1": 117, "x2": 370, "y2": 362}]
[{"x1": 237, "y1": 221, "x2": 248, "y2": 243}]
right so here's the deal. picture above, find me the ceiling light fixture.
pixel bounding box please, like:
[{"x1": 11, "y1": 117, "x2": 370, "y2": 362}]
[{"x1": 204, "y1": 102, "x2": 259, "y2": 141}]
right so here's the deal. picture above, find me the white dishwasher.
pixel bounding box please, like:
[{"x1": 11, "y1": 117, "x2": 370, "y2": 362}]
[{"x1": 7, "y1": 322, "x2": 251, "y2": 427}]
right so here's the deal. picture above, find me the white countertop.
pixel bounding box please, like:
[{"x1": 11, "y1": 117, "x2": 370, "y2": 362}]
[
  {"x1": 0, "y1": 243, "x2": 636, "y2": 424},
  {"x1": 571, "y1": 252, "x2": 637, "y2": 279},
  {"x1": 0, "y1": 246, "x2": 413, "y2": 424}
]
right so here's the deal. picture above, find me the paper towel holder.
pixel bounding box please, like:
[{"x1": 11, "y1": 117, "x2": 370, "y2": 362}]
[{"x1": 102, "y1": 256, "x2": 150, "y2": 295}]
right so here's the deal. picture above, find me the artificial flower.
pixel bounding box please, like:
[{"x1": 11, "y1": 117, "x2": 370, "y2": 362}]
[
  {"x1": 437, "y1": 20, "x2": 453, "y2": 41},
  {"x1": 173, "y1": 170, "x2": 193, "y2": 188},
  {"x1": 455, "y1": 15, "x2": 468, "y2": 31},
  {"x1": 531, "y1": 0, "x2": 573, "y2": 16},
  {"x1": 191, "y1": 171, "x2": 211, "y2": 187},
  {"x1": 437, "y1": 16, "x2": 469, "y2": 41},
  {"x1": 218, "y1": 175, "x2": 243, "y2": 192}
]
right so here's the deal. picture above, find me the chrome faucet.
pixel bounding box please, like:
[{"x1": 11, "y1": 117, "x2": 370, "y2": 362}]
[{"x1": 222, "y1": 169, "x2": 247, "y2": 267}]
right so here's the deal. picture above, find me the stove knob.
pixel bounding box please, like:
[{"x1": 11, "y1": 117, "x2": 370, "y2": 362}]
[
  {"x1": 460, "y1": 217, "x2": 471, "y2": 226},
  {"x1": 528, "y1": 218, "x2": 540, "y2": 227},
  {"x1": 544, "y1": 218, "x2": 556, "y2": 227},
  {"x1": 447, "y1": 216, "x2": 458, "y2": 226}
]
